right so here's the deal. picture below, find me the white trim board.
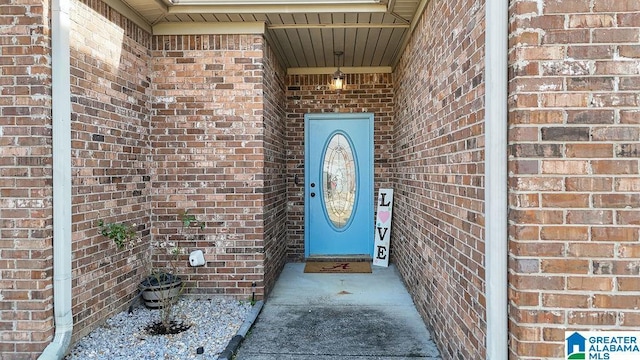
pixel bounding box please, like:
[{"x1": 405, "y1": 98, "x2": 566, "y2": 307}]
[
  {"x1": 287, "y1": 66, "x2": 392, "y2": 75},
  {"x1": 153, "y1": 22, "x2": 266, "y2": 35}
]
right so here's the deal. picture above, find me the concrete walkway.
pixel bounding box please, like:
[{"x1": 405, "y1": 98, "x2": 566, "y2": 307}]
[{"x1": 234, "y1": 263, "x2": 441, "y2": 359}]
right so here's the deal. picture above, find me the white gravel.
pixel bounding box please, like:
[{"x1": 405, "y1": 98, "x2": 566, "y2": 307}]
[{"x1": 65, "y1": 298, "x2": 252, "y2": 360}]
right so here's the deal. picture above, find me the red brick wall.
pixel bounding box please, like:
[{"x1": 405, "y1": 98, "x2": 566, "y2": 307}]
[
  {"x1": 69, "y1": 0, "x2": 152, "y2": 343},
  {"x1": 0, "y1": 0, "x2": 153, "y2": 357},
  {"x1": 262, "y1": 40, "x2": 288, "y2": 295},
  {"x1": 150, "y1": 34, "x2": 267, "y2": 299},
  {"x1": 392, "y1": 0, "x2": 486, "y2": 358},
  {"x1": 0, "y1": 0, "x2": 53, "y2": 357},
  {"x1": 284, "y1": 73, "x2": 394, "y2": 260},
  {"x1": 508, "y1": 0, "x2": 640, "y2": 358}
]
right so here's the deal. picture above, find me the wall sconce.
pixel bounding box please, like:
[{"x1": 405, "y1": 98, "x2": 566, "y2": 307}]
[{"x1": 332, "y1": 51, "x2": 345, "y2": 91}]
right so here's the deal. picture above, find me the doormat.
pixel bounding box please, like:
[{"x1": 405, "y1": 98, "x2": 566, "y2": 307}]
[{"x1": 304, "y1": 261, "x2": 372, "y2": 274}]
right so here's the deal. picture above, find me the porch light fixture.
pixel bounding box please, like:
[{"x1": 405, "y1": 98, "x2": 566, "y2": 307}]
[{"x1": 332, "y1": 51, "x2": 345, "y2": 91}]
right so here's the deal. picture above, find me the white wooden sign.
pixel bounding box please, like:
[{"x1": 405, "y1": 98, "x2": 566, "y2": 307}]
[{"x1": 373, "y1": 188, "x2": 393, "y2": 267}]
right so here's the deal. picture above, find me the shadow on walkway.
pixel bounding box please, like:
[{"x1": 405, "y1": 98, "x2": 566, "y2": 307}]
[{"x1": 235, "y1": 263, "x2": 441, "y2": 359}]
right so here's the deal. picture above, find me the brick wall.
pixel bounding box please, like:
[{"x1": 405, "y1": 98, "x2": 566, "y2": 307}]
[
  {"x1": 392, "y1": 0, "x2": 486, "y2": 358},
  {"x1": 0, "y1": 0, "x2": 53, "y2": 357},
  {"x1": 150, "y1": 34, "x2": 267, "y2": 299},
  {"x1": 0, "y1": 0, "x2": 153, "y2": 357},
  {"x1": 508, "y1": 0, "x2": 640, "y2": 358},
  {"x1": 285, "y1": 73, "x2": 394, "y2": 260},
  {"x1": 262, "y1": 40, "x2": 288, "y2": 295},
  {"x1": 69, "y1": 0, "x2": 152, "y2": 343}
]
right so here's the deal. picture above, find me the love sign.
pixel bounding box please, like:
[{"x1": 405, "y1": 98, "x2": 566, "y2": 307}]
[{"x1": 373, "y1": 188, "x2": 393, "y2": 267}]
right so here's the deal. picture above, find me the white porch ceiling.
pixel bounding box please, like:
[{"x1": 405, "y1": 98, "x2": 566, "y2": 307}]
[{"x1": 117, "y1": 0, "x2": 425, "y2": 70}]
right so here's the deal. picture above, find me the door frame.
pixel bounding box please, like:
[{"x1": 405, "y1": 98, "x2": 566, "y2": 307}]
[{"x1": 303, "y1": 112, "x2": 374, "y2": 258}]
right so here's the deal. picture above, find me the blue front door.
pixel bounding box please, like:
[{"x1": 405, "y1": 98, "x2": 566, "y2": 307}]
[{"x1": 304, "y1": 113, "x2": 374, "y2": 257}]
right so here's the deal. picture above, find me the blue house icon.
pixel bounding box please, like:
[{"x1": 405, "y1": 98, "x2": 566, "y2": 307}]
[{"x1": 566, "y1": 332, "x2": 586, "y2": 355}]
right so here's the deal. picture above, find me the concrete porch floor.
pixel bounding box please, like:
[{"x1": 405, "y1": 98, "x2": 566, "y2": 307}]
[{"x1": 234, "y1": 262, "x2": 441, "y2": 359}]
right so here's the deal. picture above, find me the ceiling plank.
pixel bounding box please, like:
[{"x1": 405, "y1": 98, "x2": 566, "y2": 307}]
[
  {"x1": 239, "y1": 14, "x2": 256, "y2": 21},
  {"x1": 264, "y1": 29, "x2": 291, "y2": 68},
  {"x1": 361, "y1": 26, "x2": 381, "y2": 67},
  {"x1": 200, "y1": 13, "x2": 217, "y2": 21},
  {"x1": 295, "y1": 28, "x2": 317, "y2": 67},
  {"x1": 265, "y1": 14, "x2": 284, "y2": 25},
  {"x1": 320, "y1": 27, "x2": 333, "y2": 67},
  {"x1": 103, "y1": 0, "x2": 154, "y2": 32},
  {"x1": 382, "y1": 27, "x2": 406, "y2": 65},
  {"x1": 227, "y1": 14, "x2": 244, "y2": 21},
  {"x1": 213, "y1": 13, "x2": 230, "y2": 21},
  {"x1": 286, "y1": 29, "x2": 307, "y2": 67},
  {"x1": 270, "y1": 28, "x2": 300, "y2": 67},
  {"x1": 370, "y1": 27, "x2": 393, "y2": 66},
  {"x1": 353, "y1": 28, "x2": 370, "y2": 66},
  {"x1": 331, "y1": 35, "x2": 344, "y2": 67},
  {"x1": 308, "y1": 28, "x2": 326, "y2": 67},
  {"x1": 343, "y1": 14, "x2": 357, "y2": 66},
  {"x1": 252, "y1": 13, "x2": 270, "y2": 22},
  {"x1": 175, "y1": 13, "x2": 192, "y2": 21}
]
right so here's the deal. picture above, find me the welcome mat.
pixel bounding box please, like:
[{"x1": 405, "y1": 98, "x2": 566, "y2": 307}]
[{"x1": 304, "y1": 261, "x2": 372, "y2": 274}]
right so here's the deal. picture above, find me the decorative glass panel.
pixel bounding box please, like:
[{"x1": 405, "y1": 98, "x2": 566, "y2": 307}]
[{"x1": 322, "y1": 134, "x2": 356, "y2": 228}]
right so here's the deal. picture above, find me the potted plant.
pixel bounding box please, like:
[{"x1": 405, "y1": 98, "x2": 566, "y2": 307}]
[
  {"x1": 138, "y1": 247, "x2": 188, "y2": 335},
  {"x1": 138, "y1": 210, "x2": 204, "y2": 308},
  {"x1": 138, "y1": 267, "x2": 183, "y2": 309},
  {"x1": 97, "y1": 211, "x2": 205, "y2": 335},
  {"x1": 138, "y1": 210, "x2": 205, "y2": 334}
]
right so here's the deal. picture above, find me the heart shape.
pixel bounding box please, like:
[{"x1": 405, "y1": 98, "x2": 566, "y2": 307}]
[{"x1": 378, "y1": 210, "x2": 390, "y2": 223}]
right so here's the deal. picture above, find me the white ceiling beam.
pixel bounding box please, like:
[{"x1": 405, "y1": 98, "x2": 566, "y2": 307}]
[
  {"x1": 268, "y1": 23, "x2": 409, "y2": 29},
  {"x1": 166, "y1": 3, "x2": 388, "y2": 13},
  {"x1": 287, "y1": 66, "x2": 392, "y2": 75},
  {"x1": 153, "y1": 21, "x2": 266, "y2": 35}
]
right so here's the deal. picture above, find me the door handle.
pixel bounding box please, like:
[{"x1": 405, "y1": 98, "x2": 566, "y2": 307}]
[
  {"x1": 311, "y1": 192, "x2": 316, "y2": 197},
  {"x1": 310, "y1": 182, "x2": 316, "y2": 188}
]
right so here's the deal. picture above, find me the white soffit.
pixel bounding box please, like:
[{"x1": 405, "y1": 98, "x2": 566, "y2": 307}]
[
  {"x1": 115, "y1": 0, "x2": 423, "y2": 69},
  {"x1": 103, "y1": 0, "x2": 153, "y2": 32}
]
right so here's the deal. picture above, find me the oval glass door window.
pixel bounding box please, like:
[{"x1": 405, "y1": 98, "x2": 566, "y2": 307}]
[{"x1": 322, "y1": 133, "x2": 356, "y2": 228}]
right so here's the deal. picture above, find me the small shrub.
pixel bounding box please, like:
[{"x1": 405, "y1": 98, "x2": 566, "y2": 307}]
[{"x1": 97, "y1": 220, "x2": 136, "y2": 249}]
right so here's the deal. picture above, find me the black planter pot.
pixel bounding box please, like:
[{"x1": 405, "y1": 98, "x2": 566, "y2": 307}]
[{"x1": 138, "y1": 273, "x2": 183, "y2": 309}]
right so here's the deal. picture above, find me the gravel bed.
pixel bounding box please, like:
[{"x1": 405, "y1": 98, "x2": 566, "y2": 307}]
[{"x1": 65, "y1": 298, "x2": 252, "y2": 360}]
